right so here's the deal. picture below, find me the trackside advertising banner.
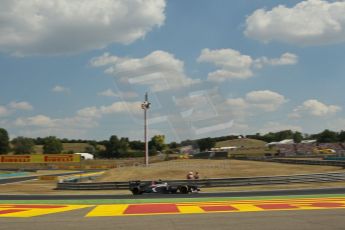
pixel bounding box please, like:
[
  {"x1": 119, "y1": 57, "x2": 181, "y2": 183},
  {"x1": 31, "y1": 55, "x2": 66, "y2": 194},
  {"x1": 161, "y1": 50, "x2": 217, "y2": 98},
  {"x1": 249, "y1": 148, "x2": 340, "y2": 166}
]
[{"x1": 0, "y1": 154, "x2": 81, "y2": 163}]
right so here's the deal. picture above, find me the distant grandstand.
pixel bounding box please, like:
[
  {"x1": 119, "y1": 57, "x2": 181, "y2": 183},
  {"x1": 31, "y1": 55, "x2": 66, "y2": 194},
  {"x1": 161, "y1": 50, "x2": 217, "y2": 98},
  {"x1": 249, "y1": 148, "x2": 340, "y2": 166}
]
[
  {"x1": 271, "y1": 141, "x2": 345, "y2": 157},
  {"x1": 212, "y1": 138, "x2": 345, "y2": 158}
]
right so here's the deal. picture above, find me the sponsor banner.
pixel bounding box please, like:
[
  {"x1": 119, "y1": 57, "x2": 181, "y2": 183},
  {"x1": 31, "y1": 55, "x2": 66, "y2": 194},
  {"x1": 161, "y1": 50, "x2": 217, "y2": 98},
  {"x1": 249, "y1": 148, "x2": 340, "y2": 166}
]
[{"x1": 0, "y1": 154, "x2": 81, "y2": 163}]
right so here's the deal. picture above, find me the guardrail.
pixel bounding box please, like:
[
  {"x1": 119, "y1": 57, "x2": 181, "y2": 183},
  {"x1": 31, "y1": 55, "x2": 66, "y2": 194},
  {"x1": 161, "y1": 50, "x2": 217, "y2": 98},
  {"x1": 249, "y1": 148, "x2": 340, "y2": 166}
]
[
  {"x1": 264, "y1": 158, "x2": 345, "y2": 167},
  {"x1": 56, "y1": 172, "x2": 345, "y2": 190}
]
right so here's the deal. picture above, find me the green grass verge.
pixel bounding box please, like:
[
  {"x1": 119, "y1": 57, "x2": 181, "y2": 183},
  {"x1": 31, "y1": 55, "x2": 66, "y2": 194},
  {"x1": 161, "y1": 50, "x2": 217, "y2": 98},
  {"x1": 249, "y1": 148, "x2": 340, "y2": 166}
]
[{"x1": 1, "y1": 194, "x2": 345, "y2": 205}]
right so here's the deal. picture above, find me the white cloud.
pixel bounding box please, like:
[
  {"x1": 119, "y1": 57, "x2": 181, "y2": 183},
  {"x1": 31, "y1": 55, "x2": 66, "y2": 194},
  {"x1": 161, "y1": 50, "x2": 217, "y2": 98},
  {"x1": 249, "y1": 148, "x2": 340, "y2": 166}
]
[
  {"x1": 13, "y1": 100, "x2": 143, "y2": 140},
  {"x1": 226, "y1": 90, "x2": 287, "y2": 112},
  {"x1": 59, "y1": 116, "x2": 98, "y2": 129},
  {"x1": 0, "y1": 101, "x2": 33, "y2": 117},
  {"x1": 90, "y1": 53, "x2": 119, "y2": 67},
  {"x1": 77, "y1": 101, "x2": 141, "y2": 118},
  {"x1": 9, "y1": 101, "x2": 33, "y2": 110},
  {"x1": 14, "y1": 100, "x2": 141, "y2": 129},
  {"x1": 174, "y1": 90, "x2": 220, "y2": 121},
  {"x1": 245, "y1": 90, "x2": 287, "y2": 112},
  {"x1": 76, "y1": 107, "x2": 102, "y2": 119},
  {"x1": 15, "y1": 115, "x2": 98, "y2": 139},
  {"x1": 100, "y1": 101, "x2": 141, "y2": 115},
  {"x1": 120, "y1": 91, "x2": 139, "y2": 99},
  {"x1": 98, "y1": 89, "x2": 118, "y2": 97},
  {"x1": 198, "y1": 48, "x2": 253, "y2": 81},
  {"x1": 245, "y1": 0, "x2": 345, "y2": 46},
  {"x1": 254, "y1": 53, "x2": 298, "y2": 68},
  {"x1": 91, "y1": 50, "x2": 200, "y2": 91},
  {"x1": 197, "y1": 48, "x2": 297, "y2": 81},
  {"x1": 259, "y1": 122, "x2": 302, "y2": 134},
  {"x1": 290, "y1": 99, "x2": 342, "y2": 118},
  {"x1": 15, "y1": 115, "x2": 56, "y2": 127},
  {"x1": 0, "y1": 0, "x2": 166, "y2": 56},
  {"x1": 98, "y1": 89, "x2": 138, "y2": 99},
  {"x1": 98, "y1": 89, "x2": 139, "y2": 99},
  {"x1": 0, "y1": 106, "x2": 10, "y2": 117},
  {"x1": 226, "y1": 98, "x2": 248, "y2": 109},
  {"x1": 15, "y1": 114, "x2": 98, "y2": 130},
  {"x1": 52, "y1": 85, "x2": 69, "y2": 93}
]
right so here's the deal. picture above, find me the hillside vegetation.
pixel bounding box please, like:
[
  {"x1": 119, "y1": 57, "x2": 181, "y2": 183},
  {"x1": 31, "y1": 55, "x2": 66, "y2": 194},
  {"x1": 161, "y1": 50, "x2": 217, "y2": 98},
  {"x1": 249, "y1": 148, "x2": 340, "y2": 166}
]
[
  {"x1": 215, "y1": 138, "x2": 267, "y2": 148},
  {"x1": 97, "y1": 159, "x2": 343, "y2": 182},
  {"x1": 32, "y1": 143, "x2": 104, "y2": 154},
  {"x1": 214, "y1": 138, "x2": 276, "y2": 156}
]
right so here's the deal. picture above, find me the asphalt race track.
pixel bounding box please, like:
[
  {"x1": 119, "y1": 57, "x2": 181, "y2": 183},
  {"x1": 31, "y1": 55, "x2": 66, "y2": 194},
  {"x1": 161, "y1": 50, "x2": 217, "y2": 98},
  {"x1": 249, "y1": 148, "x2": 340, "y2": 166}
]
[
  {"x1": 2, "y1": 188, "x2": 345, "y2": 230},
  {"x1": 1, "y1": 187, "x2": 345, "y2": 200}
]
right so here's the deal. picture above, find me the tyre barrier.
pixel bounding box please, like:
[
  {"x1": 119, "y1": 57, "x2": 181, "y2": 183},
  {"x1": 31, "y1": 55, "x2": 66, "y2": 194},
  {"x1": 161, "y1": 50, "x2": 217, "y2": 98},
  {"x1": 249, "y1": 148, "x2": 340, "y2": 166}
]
[{"x1": 56, "y1": 172, "x2": 345, "y2": 190}]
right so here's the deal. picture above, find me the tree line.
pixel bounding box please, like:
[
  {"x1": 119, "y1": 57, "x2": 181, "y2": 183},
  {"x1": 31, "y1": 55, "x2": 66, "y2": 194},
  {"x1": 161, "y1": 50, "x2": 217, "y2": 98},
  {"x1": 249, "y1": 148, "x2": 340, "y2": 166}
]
[
  {"x1": 1, "y1": 127, "x2": 344, "y2": 156},
  {"x1": 246, "y1": 129, "x2": 345, "y2": 144},
  {"x1": 186, "y1": 129, "x2": 345, "y2": 151},
  {"x1": 0, "y1": 128, "x2": 167, "y2": 158},
  {"x1": 0, "y1": 130, "x2": 64, "y2": 155}
]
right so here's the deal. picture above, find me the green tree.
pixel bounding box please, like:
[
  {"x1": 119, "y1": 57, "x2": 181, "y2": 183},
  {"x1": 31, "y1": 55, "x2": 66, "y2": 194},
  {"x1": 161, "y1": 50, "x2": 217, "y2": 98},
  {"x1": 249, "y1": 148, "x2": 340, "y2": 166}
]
[
  {"x1": 11, "y1": 136, "x2": 35, "y2": 154},
  {"x1": 168, "y1": 141, "x2": 179, "y2": 149},
  {"x1": 129, "y1": 140, "x2": 145, "y2": 150},
  {"x1": 43, "y1": 136, "x2": 63, "y2": 154},
  {"x1": 149, "y1": 135, "x2": 166, "y2": 153},
  {"x1": 103, "y1": 135, "x2": 129, "y2": 158},
  {"x1": 262, "y1": 133, "x2": 276, "y2": 142},
  {"x1": 338, "y1": 130, "x2": 345, "y2": 142},
  {"x1": 84, "y1": 145, "x2": 96, "y2": 154},
  {"x1": 276, "y1": 130, "x2": 294, "y2": 141},
  {"x1": 0, "y1": 128, "x2": 10, "y2": 154},
  {"x1": 316, "y1": 129, "x2": 338, "y2": 143},
  {"x1": 33, "y1": 137, "x2": 45, "y2": 145},
  {"x1": 261, "y1": 130, "x2": 295, "y2": 142},
  {"x1": 293, "y1": 131, "x2": 303, "y2": 143},
  {"x1": 197, "y1": 137, "x2": 215, "y2": 151}
]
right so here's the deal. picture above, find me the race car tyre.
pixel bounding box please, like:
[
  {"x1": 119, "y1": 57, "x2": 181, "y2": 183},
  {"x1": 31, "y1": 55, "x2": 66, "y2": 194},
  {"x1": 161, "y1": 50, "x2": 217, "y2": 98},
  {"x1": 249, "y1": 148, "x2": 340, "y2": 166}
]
[
  {"x1": 131, "y1": 187, "x2": 142, "y2": 195},
  {"x1": 178, "y1": 185, "x2": 189, "y2": 194},
  {"x1": 170, "y1": 188, "x2": 177, "y2": 194}
]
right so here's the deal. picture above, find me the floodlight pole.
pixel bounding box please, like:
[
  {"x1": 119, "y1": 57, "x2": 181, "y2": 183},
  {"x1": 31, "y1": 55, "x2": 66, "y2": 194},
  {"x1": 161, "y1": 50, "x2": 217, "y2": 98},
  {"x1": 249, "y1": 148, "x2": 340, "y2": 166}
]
[
  {"x1": 142, "y1": 92, "x2": 150, "y2": 167},
  {"x1": 144, "y1": 104, "x2": 148, "y2": 166}
]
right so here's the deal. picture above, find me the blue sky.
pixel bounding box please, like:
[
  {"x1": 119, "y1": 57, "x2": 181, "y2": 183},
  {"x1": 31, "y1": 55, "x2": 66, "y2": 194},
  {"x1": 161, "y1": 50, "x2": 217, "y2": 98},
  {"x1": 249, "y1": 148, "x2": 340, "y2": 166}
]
[{"x1": 0, "y1": 0, "x2": 344, "y2": 142}]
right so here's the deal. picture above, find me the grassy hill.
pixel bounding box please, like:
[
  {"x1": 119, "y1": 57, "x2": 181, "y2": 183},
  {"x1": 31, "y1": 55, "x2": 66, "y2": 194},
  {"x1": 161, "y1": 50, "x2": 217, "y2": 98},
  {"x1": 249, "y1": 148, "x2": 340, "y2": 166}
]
[
  {"x1": 215, "y1": 138, "x2": 276, "y2": 157},
  {"x1": 216, "y1": 138, "x2": 267, "y2": 148},
  {"x1": 97, "y1": 159, "x2": 343, "y2": 181}
]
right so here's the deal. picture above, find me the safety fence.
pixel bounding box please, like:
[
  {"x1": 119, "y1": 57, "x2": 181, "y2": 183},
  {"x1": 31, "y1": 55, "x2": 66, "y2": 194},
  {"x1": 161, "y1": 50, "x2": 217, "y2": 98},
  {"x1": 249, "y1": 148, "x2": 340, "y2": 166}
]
[
  {"x1": 56, "y1": 172, "x2": 345, "y2": 190},
  {"x1": 261, "y1": 158, "x2": 345, "y2": 167}
]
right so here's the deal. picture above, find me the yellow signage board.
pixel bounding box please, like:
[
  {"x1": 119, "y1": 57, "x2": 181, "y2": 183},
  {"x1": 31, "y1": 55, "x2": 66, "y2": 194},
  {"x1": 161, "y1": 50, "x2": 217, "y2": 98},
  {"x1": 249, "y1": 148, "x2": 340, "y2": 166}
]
[{"x1": 0, "y1": 154, "x2": 81, "y2": 163}]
